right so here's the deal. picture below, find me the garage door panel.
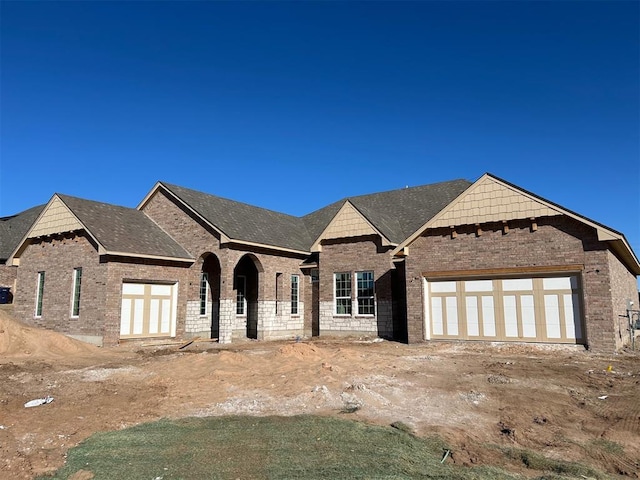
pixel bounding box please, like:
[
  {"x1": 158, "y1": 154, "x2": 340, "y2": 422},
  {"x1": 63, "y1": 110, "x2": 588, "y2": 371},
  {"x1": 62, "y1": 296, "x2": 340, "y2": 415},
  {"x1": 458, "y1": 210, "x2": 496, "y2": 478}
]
[
  {"x1": 431, "y1": 297, "x2": 444, "y2": 335},
  {"x1": 465, "y1": 297, "x2": 480, "y2": 337},
  {"x1": 445, "y1": 297, "x2": 459, "y2": 335},
  {"x1": 544, "y1": 295, "x2": 562, "y2": 338},
  {"x1": 427, "y1": 274, "x2": 583, "y2": 344},
  {"x1": 503, "y1": 295, "x2": 519, "y2": 337},
  {"x1": 521, "y1": 295, "x2": 536, "y2": 338},
  {"x1": 481, "y1": 296, "x2": 497, "y2": 337},
  {"x1": 120, "y1": 299, "x2": 132, "y2": 335}
]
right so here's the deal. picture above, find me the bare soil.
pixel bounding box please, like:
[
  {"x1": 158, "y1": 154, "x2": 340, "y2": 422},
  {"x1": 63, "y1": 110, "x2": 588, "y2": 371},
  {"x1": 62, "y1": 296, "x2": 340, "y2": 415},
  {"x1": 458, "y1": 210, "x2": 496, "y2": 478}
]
[{"x1": 1, "y1": 307, "x2": 638, "y2": 479}]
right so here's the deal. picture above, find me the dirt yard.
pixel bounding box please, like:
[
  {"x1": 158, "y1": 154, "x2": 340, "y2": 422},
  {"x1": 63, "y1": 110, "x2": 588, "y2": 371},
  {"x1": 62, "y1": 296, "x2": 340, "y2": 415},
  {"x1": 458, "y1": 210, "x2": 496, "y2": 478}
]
[{"x1": 1, "y1": 306, "x2": 639, "y2": 479}]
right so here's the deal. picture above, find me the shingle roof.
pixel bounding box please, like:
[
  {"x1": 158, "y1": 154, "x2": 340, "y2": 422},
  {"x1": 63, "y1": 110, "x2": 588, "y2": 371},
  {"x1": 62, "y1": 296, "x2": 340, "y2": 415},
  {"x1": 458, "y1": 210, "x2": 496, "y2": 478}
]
[
  {"x1": 159, "y1": 182, "x2": 314, "y2": 252},
  {"x1": 57, "y1": 195, "x2": 192, "y2": 260},
  {"x1": 303, "y1": 179, "x2": 473, "y2": 245},
  {"x1": 0, "y1": 205, "x2": 46, "y2": 261},
  {"x1": 159, "y1": 179, "x2": 472, "y2": 251}
]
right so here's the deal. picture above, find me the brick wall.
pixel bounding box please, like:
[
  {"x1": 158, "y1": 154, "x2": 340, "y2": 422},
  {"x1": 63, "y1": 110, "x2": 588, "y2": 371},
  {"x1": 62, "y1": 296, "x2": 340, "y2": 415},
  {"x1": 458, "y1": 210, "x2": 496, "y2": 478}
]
[
  {"x1": 607, "y1": 250, "x2": 639, "y2": 349},
  {"x1": 318, "y1": 236, "x2": 395, "y2": 337},
  {"x1": 404, "y1": 216, "x2": 627, "y2": 352},
  {"x1": 103, "y1": 258, "x2": 190, "y2": 346},
  {"x1": 13, "y1": 233, "x2": 108, "y2": 344},
  {"x1": 0, "y1": 265, "x2": 17, "y2": 296}
]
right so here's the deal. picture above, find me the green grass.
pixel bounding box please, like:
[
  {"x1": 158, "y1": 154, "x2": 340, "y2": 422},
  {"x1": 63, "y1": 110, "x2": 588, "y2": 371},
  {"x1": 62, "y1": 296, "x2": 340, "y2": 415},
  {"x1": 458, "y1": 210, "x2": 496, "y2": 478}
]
[
  {"x1": 38, "y1": 416, "x2": 609, "y2": 480},
  {"x1": 499, "y1": 446, "x2": 606, "y2": 479}
]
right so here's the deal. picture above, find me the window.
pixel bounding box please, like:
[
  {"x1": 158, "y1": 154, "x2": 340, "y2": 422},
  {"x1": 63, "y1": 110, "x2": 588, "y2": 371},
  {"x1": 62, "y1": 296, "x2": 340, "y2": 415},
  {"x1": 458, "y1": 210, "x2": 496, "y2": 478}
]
[
  {"x1": 334, "y1": 272, "x2": 352, "y2": 315},
  {"x1": 71, "y1": 268, "x2": 82, "y2": 317},
  {"x1": 35, "y1": 271, "x2": 45, "y2": 317},
  {"x1": 291, "y1": 274, "x2": 299, "y2": 315},
  {"x1": 357, "y1": 271, "x2": 375, "y2": 315},
  {"x1": 275, "y1": 273, "x2": 282, "y2": 314},
  {"x1": 236, "y1": 275, "x2": 246, "y2": 315},
  {"x1": 199, "y1": 273, "x2": 209, "y2": 315}
]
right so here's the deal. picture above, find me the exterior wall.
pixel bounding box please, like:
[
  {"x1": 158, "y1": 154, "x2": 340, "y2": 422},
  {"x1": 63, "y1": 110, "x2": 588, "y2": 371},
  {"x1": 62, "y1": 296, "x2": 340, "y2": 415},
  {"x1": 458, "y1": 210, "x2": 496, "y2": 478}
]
[
  {"x1": 0, "y1": 265, "x2": 17, "y2": 297},
  {"x1": 13, "y1": 233, "x2": 108, "y2": 345},
  {"x1": 103, "y1": 258, "x2": 190, "y2": 346},
  {"x1": 607, "y1": 250, "x2": 639, "y2": 349},
  {"x1": 142, "y1": 190, "x2": 306, "y2": 343},
  {"x1": 318, "y1": 236, "x2": 394, "y2": 337},
  {"x1": 404, "y1": 216, "x2": 625, "y2": 352}
]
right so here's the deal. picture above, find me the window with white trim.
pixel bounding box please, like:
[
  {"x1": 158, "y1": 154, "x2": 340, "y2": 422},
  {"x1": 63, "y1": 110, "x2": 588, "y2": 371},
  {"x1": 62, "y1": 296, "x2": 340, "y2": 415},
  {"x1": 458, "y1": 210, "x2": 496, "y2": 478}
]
[
  {"x1": 71, "y1": 268, "x2": 82, "y2": 317},
  {"x1": 334, "y1": 272, "x2": 352, "y2": 315},
  {"x1": 199, "y1": 272, "x2": 209, "y2": 315},
  {"x1": 236, "y1": 275, "x2": 246, "y2": 315},
  {"x1": 35, "y1": 271, "x2": 45, "y2": 317},
  {"x1": 356, "y1": 271, "x2": 375, "y2": 315},
  {"x1": 291, "y1": 274, "x2": 299, "y2": 315}
]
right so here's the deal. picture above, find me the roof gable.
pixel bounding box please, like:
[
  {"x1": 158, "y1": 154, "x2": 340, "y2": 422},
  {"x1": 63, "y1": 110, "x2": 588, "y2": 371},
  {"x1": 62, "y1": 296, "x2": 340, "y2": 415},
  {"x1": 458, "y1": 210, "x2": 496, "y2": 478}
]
[
  {"x1": 142, "y1": 182, "x2": 313, "y2": 254},
  {"x1": 429, "y1": 174, "x2": 560, "y2": 229},
  {"x1": 310, "y1": 201, "x2": 388, "y2": 251},
  {"x1": 11, "y1": 194, "x2": 192, "y2": 263},
  {"x1": 28, "y1": 196, "x2": 83, "y2": 238},
  {"x1": 392, "y1": 173, "x2": 640, "y2": 274}
]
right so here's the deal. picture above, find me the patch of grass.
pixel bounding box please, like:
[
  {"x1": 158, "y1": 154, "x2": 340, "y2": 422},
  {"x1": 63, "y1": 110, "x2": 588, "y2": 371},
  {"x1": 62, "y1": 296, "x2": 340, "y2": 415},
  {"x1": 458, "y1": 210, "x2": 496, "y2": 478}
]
[
  {"x1": 500, "y1": 446, "x2": 605, "y2": 479},
  {"x1": 588, "y1": 438, "x2": 624, "y2": 455},
  {"x1": 40, "y1": 415, "x2": 524, "y2": 480}
]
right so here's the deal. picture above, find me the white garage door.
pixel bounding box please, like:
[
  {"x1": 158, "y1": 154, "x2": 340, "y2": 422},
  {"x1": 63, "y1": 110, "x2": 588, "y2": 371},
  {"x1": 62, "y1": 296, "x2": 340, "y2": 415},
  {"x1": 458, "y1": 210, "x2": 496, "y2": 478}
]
[
  {"x1": 120, "y1": 283, "x2": 177, "y2": 339},
  {"x1": 425, "y1": 275, "x2": 583, "y2": 344}
]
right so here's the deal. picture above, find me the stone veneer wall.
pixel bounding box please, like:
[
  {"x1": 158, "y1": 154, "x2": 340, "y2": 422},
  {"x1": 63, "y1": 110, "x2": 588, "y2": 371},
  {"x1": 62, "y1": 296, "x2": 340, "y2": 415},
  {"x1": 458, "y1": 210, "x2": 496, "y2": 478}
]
[
  {"x1": 318, "y1": 236, "x2": 395, "y2": 338},
  {"x1": 404, "y1": 216, "x2": 630, "y2": 353}
]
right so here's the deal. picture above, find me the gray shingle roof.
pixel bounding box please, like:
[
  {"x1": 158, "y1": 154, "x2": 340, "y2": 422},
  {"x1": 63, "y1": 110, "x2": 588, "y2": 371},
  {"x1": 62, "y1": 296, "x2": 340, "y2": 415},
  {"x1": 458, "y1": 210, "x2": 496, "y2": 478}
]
[
  {"x1": 160, "y1": 179, "x2": 472, "y2": 251},
  {"x1": 57, "y1": 195, "x2": 192, "y2": 260},
  {"x1": 0, "y1": 205, "x2": 46, "y2": 261},
  {"x1": 302, "y1": 179, "x2": 473, "y2": 245},
  {"x1": 159, "y1": 182, "x2": 314, "y2": 252}
]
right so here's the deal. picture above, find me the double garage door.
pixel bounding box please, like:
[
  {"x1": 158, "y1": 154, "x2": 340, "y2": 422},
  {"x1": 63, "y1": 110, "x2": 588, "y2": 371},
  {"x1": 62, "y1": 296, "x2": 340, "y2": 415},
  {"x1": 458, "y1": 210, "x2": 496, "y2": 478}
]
[
  {"x1": 120, "y1": 283, "x2": 177, "y2": 339},
  {"x1": 425, "y1": 275, "x2": 584, "y2": 344}
]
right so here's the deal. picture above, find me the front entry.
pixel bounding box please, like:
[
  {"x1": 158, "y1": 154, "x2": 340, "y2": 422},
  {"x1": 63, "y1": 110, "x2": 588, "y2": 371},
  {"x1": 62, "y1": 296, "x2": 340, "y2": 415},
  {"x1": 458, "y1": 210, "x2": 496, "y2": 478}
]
[{"x1": 234, "y1": 255, "x2": 260, "y2": 339}]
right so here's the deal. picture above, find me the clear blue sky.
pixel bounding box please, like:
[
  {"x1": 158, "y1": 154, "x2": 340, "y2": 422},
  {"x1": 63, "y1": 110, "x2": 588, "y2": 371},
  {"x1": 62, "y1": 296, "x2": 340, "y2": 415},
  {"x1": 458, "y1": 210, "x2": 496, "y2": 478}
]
[{"x1": 1, "y1": 1, "x2": 638, "y2": 255}]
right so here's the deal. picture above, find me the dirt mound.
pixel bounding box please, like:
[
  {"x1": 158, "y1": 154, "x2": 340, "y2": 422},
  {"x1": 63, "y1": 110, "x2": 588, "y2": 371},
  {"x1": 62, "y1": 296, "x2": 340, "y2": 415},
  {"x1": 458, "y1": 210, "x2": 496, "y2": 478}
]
[
  {"x1": 277, "y1": 342, "x2": 323, "y2": 360},
  {"x1": 0, "y1": 310, "x2": 98, "y2": 359}
]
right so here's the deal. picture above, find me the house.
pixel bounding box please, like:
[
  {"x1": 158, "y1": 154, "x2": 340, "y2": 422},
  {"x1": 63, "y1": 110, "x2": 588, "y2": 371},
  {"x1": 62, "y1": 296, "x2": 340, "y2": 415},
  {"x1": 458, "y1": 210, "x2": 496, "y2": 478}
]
[{"x1": 3, "y1": 173, "x2": 638, "y2": 352}]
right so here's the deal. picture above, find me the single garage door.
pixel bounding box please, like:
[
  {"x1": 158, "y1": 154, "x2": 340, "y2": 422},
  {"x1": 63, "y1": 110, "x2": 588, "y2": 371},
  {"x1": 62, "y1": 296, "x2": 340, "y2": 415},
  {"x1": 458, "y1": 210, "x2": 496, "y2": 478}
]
[
  {"x1": 120, "y1": 283, "x2": 177, "y2": 339},
  {"x1": 425, "y1": 275, "x2": 584, "y2": 344}
]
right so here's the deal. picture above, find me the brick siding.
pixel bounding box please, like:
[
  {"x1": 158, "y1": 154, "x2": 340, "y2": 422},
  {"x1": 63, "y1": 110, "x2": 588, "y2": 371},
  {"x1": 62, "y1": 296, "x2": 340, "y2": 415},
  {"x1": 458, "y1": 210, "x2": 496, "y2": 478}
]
[
  {"x1": 13, "y1": 233, "x2": 108, "y2": 343},
  {"x1": 404, "y1": 216, "x2": 624, "y2": 353},
  {"x1": 318, "y1": 236, "x2": 395, "y2": 338}
]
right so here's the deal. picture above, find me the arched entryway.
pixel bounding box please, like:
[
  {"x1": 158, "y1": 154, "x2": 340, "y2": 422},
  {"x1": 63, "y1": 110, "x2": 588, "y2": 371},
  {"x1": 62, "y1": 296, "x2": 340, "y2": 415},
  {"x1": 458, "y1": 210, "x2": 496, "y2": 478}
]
[
  {"x1": 201, "y1": 253, "x2": 221, "y2": 339},
  {"x1": 233, "y1": 254, "x2": 262, "y2": 339}
]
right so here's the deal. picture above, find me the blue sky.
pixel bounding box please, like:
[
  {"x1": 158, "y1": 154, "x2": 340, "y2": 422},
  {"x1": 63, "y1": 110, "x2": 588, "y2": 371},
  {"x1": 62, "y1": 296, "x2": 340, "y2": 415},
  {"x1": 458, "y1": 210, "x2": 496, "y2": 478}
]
[{"x1": 1, "y1": 1, "x2": 638, "y2": 255}]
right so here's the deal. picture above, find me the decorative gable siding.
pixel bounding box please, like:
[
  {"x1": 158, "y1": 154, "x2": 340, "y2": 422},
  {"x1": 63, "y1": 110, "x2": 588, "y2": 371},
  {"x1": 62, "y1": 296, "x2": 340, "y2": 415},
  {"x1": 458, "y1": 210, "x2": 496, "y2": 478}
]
[
  {"x1": 322, "y1": 203, "x2": 377, "y2": 240},
  {"x1": 430, "y1": 177, "x2": 559, "y2": 228},
  {"x1": 29, "y1": 197, "x2": 82, "y2": 238}
]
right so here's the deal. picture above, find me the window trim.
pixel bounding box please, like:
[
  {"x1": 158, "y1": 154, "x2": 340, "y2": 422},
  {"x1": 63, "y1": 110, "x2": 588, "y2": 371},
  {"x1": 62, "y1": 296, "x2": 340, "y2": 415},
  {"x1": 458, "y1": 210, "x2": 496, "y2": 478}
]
[
  {"x1": 199, "y1": 272, "x2": 209, "y2": 316},
  {"x1": 291, "y1": 274, "x2": 300, "y2": 316},
  {"x1": 71, "y1": 267, "x2": 82, "y2": 318},
  {"x1": 35, "y1": 271, "x2": 45, "y2": 317},
  {"x1": 236, "y1": 275, "x2": 247, "y2": 316},
  {"x1": 356, "y1": 271, "x2": 375, "y2": 316},
  {"x1": 334, "y1": 272, "x2": 352, "y2": 316}
]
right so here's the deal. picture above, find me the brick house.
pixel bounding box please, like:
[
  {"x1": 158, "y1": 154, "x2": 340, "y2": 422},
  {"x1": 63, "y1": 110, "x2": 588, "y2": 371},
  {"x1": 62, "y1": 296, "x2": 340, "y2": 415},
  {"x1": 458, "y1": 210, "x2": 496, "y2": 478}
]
[{"x1": 4, "y1": 173, "x2": 639, "y2": 352}]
